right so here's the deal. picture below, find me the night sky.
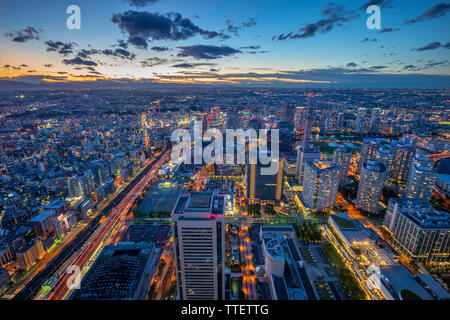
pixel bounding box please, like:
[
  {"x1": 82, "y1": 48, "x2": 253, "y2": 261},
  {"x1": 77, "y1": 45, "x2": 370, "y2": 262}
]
[{"x1": 1, "y1": 0, "x2": 449, "y2": 87}]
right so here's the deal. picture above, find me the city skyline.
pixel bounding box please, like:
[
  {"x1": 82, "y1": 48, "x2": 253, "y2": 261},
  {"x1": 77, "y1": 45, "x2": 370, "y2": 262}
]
[{"x1": 1, "y1": 0, "x2": 450, "y2": 87}]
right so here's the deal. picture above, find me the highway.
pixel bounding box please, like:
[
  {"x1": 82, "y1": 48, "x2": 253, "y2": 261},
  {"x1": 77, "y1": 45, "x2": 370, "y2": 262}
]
[
  {"x1": 239, "y1": 225, "x2": 257, "y2": 300},
  {"x1": 48, "y1": 150, "x2": 170, "y2": 300},
  {"x1": 13, "y1": 149, "x2": 170, "y2": 300}
]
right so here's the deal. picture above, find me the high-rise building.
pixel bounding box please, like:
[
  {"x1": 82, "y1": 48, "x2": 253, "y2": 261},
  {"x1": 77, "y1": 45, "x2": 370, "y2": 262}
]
[
  {"x1": 68, "y1": 170, "x2": 95, "y2": 199},
  {"x1": 171, "y1": 192, "x2": 225, "y2": 300},
  {"x1": 384, "y1": 198, "x2": 450, "y2": 264},
  {"x1": 405, "y1": 155, "x2": 436, "y2": 200},
  {"x1": 357, "y1": 139, "x2": 380, "y2": 174},
  {"x1": 376, "y1": 146, "x2": 394, "y2": 177},
  {"x1": 390, "y1": 142, "x2": 415, "y2": 187},
  {"x1": 281, "y1": 104, "x2": 295, "y2": 122},
  {"x1": 90, "y1": 160, "x2": 111, "y2": 186},
  {"x1": 302, "y1": 160, "x2": 340, "y2": 211},
  {"x1": 332, "y1": 145, "x2": 352, "y2": 186},
  {"x1": 369, "y1": 108, "x2": 382, "y2": 133},
  {"x1": 246, "y1": 150, "x2": 284, "y2": 204},
  {"x1": 294, "y1": 107, "x2": 306, "y2": 131},
  {"x1": 354, "y1": 108, "x2": 366, "y2": 134},
  {"x1": 16, "y1": 239, "x2": 45, "y2": 270},
  {"x1": 356, "y1": 159, "x2": 387, "y2": 213},
  {"x1": 295, "y1": 109, "x2": 321, "y2": 186}
]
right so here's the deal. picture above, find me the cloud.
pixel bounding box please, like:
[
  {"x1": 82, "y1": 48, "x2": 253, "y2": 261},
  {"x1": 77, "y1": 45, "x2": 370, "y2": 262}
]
[
  {"x1": 3, "y1": 64, "x2": 21, "y2": 70},
  {"x1": 362, "y1": 38, "x2": 377, "y2": 43},
  {"x1": 62, "y1": 57, "x2": 98, "y2": 66},
  {"x1": 151, "y1": 46, "x2": 169, "y2": 52},
  {"x1": 116, "y1": 39, "x2": 129, "y2": 49},
  {"x1": 379, "y1": 27, "x2": 400, "y2": 33},
  {"x1": 240, "y1": 46, "x2": 261, "y2": 50},
  {"x1": 403, "y1": 60, "x2": 449, "y2": 71},
  {"x1": 226, "y1": 17, "x2": 257, "y2": 36},
  {"x1": 45, "y1": 40, "x2": 77, "y2": 55},
  {"x1": 360, "y1": 0, "x2": 394, "y2": 10},
  {"x1": 405, "y1": 3, "x2": 450, "y2": 25},
  {"x1": 140, "y1": 57, "x2": 169, "y2": 67},
  {"x1": 101, "y1": 48, "x2": 136, "y2": 60},
  {"x1": 412, "y1": 42, "x2": 450, "y2": 51},
  {"x1": 111, "y1": 11, "x2": 229, "y2": 49},
  {"x1": 177, "y1": 45, "x2": 241, "y2": 60},
  {"x1": 274, "y1": 3, "x2": 359, "y2": 40},
  {"x1": 346, "y1": 62, "x2": 358, "y2": 67},
  {"x1": 403, "y1": 65, "x2": 417, "y2": 70},
  {"x1": 171, "y1": 63, "x2": 216, "y2": 68},
  {"x1": 5, "y1": 26, "x2": 40, "y2": 43},
  {"x1": 122, "y1": 0, "x2": 159, "y2": 7}
]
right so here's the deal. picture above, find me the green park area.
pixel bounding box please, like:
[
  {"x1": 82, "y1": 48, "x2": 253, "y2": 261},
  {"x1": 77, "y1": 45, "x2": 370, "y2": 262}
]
[{"x1": 322, "y1": 243, "x2": 367, "y2": 300}]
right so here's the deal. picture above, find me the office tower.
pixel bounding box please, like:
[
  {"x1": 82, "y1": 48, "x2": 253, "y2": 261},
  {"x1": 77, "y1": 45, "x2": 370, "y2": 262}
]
[
  {"x1": 369, "y1": 107, "x2": 381, "y2": 133},
  {"x1": 226, "y1": 108, "x2": 241, "y2": 130},
  {"x1": 357, "y1": 139, "x2": 380, "y2": 174},
  {"x1": 277, "y1": 121, "x2": 294, "y2": 152},
  {"x1": 323, "y1": 113, "x2": 333, "y2": 133},
  {"x1": 16, "y1": 239, "x2": 45, "y2": 270},
  {"x1": 354, "y1": 108, "x2": 366, "y2": 134},
  {"x1": 332, "y1": 145, "x2": 352, "y2": 186},
  {"x1": 90, "y1": 160, "x2": 111, "y2": 186},
  {"x1": 302, "y1": 110, "x2": 312, "y2": 152},
  {"x1": 172, "y1": 192, "x2": 225, "y2": 300},
  {"x1": 294, "y1": 107, "x2": 306, "y2": 131},
  {"x1": 249, "y1": 118, "x2": 263, "y2": 132},
  {"x1": 335, "y1": 112, "x2": 345, "y2": 132},
  {"x1": 390, "y1": 142, "x2": 415, "y2": 187},
  {"x1": 282, "y1": 104, "x2": 295, "y2": 122},
  {"x1": 356, "y1": 159, "x2": 387, "y2": 213},
  {"x1": 384, "y1": 198, "x2": 450, "y2": 264},
  {"x1": 68, "y1": 170, "x2": 95, "y2": 199},
  {"x1": 200, "y1": 113, "x2": 208, "y2": 132},
  {"x1": 376, "y1": 146, "x2": 394, "y2": 176},
  {"x1": 246, "y1": 150, "x2": 284, "y2": 203},
  {"x1": 295, "y1": 109, "x2": 321, "y2": 186},
  {"x1": 302, "y1": 160, "x2": 340, "y2": 211},
  {"x1": 72, "y1": 243, "x2": 157, "y2": 300},
  {"x1": 405, "y1": 155, "x2": 436, "y2": 200}
]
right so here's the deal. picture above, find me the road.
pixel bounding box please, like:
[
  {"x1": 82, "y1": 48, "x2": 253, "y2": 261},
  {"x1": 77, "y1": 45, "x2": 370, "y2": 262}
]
[
  {"x1": 4, "y1": 157, "x2": 158, "y2": 299},
  {"x1": 47, "y1": 150, "x2": 170, "y2": 300},
  {"x1": 150, "y1": 242, "x2": 175, "y2": 300},
  {"x1": 239, "y1": 225, "x2": 256, "y2": 300}
]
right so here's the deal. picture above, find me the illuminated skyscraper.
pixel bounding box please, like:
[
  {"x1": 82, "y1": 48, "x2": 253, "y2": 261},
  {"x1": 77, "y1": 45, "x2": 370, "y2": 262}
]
[
  {"x1": 332, "y1": 145, "x2": 352, "y2": 186},
  {"x1": 354, "y1": 108, "x2": 366, "y2": 134},
  {"x1": 245, "y1": 150, "x2": 284, "y2": 204},
  {"x1": 295, "y1": 109, "x2": 321, "y2": 186},
  {"x1": 390, "y1": 142, "x2": 415, "y2": 187},
  {"x1": 357, "y1": 139, "x2": 380, "y2": 174},
  {"x1": 171, "y1": 191, "x2": 225, "y2": 300},
  {"x1": 302, "y1": 160, "x2": 340, "y2": 211},
  {"x1": 356, "y1": 159, "x2": 387, "y2": 213},
  {"x1": 405, "y1": 155, "x2": 436, "y2": 200},
  {"x1": 376, "y1": 146, "x2": 394, "y2": 177}
]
